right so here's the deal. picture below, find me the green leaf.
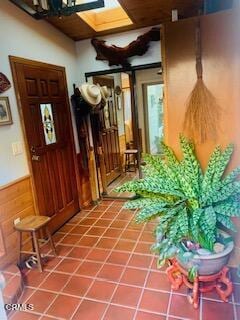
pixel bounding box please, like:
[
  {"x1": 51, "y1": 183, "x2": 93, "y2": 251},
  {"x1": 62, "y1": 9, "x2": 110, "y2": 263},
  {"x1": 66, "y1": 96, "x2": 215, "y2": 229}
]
[
  {"x1": 198, "y1": 212, "x2": 216, "y2": 250},
  {"x1": 217, "y1": 214, "x2": 237, "y2": 232},
  {"x1": 188, "y1": 265, "x2": 198, "y2": 282},
  {"x1": 197, "y1": 232, "x2": 214, "y2": 251},
  {"x1": 222, "y1": 167, "x2": 240, "y2": 185},
  {"x1": 135, "y1": 203, "x2": 168, "y2": 223},
  {"x1": 192, "y1": 208, "x2": 203, "y2": 225},
  {"x1": 178, "y1": 207, "x2": 189, "y2": 236},
  {"x1": 124, "y1": 197, "x2": 169, "y2": 210},
  {"x1": 209, "y1": 181, "x2": 240, "y2": 203},
  {"x1": 180, "y1": 135, "x2": 203, "y2": 196},
  {"x1": 161, "y1": 141, "x2": 179, "y2": 167},
  {"x1": 204, "y1": 206, "x2": 216, "y2": 231},
  {"x1": 157, "y1": 257, "x2": 166, "y2": 269},
  {"x1": 212, "y1": 144, "x2": 234, "y2": 186},
  {"x1": 201, "y1": 146, "x2": 221, "y2": 201},
  {"x1": 167, "y1": 220, "x2": 179, "y2": 241},
  {"x1": 159, "y1": 204, "x2": 185, "y2": 227},
  {"x1": 214, "y1": 201, "x2": 240, "y2": 217}
]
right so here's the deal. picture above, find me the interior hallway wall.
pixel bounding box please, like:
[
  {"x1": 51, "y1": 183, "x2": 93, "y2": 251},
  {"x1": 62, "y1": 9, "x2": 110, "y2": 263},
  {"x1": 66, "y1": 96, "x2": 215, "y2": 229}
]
[
  {"x1": 163, "y1": 9, "x2": 240, "y2": 266},
  {"x1": 0, "y1": 0, "x2": 78, "y2": 186}
]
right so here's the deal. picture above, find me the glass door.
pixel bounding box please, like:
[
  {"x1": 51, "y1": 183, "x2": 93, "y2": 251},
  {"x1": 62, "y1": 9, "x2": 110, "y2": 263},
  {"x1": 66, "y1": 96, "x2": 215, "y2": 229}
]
[{"x1": 144, "y1": 83, "x2": 164, "y2": 154}]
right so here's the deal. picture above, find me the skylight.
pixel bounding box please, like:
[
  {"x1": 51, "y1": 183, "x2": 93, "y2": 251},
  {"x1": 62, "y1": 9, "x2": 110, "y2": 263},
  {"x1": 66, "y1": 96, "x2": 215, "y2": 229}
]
[{"x1": 77, "y1": 0, "x2": 133, "y2": 32}]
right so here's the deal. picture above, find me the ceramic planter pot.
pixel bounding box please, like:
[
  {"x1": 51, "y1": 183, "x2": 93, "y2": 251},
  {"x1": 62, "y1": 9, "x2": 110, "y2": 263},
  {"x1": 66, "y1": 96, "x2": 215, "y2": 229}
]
[{"x1": 177, "y1": 231, "x2": 234, "y2": 275}]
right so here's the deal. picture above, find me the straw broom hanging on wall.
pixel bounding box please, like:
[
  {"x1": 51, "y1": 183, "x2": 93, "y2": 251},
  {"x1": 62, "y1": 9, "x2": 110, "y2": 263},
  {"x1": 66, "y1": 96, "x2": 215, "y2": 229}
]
[{"x1": 183, "y1": 18, "x2": 221, "y2": 144}]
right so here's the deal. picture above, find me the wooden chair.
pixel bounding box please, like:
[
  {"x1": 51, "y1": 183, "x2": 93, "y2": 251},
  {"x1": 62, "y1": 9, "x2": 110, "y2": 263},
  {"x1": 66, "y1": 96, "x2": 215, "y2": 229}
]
[
  {"x1": 14, "y1": 215, "x2": 57, "y2": 272},
  {"x1": 124, "y1": 149, "x2": 138, "y2": 172}
]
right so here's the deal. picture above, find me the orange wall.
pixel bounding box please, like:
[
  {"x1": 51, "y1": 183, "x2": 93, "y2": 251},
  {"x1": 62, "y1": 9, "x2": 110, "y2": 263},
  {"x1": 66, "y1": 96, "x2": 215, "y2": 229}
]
[
  {"x1": 163, "y1": 9, "x2": 240, "y2": 170},
  {"x1": 163, "y1": 9, "x2": 240, "y2": 266}
]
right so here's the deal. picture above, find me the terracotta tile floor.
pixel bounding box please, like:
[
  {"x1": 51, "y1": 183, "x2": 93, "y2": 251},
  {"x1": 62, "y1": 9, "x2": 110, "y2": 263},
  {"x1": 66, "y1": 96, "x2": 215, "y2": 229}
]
[{"x1": 9, "y1": 200, "x2": 240, "y2": 320}]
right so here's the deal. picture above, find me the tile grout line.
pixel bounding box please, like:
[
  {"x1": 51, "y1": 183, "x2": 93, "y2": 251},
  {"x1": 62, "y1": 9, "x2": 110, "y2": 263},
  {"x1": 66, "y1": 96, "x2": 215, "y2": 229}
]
[
  {"x1": 54, "y1": 204, "x2": 109, "y2": 256},
  {"x1": 71, "y1": 206, "x2": 139, "y2": 320},
  {"x1": 199, "y1": 292, "x2": 203, "y2": 320},
  {"x1": 100, "y1": 210, "x2": 147, "y2": 320},
  {"x1": 165, "y1": 288, "x2": 173, "y2": 320},
  {"x1": 232, "y1": 284, "x2": 238, "y2": 320},
  {"x1": 69, "y1": 201, "x2": 133, "y2": 320},
  {"x1": 53, "y1": 203, "x2": 98, "y2": 244},
  {"x1": 131, "y1": 255, "x2": 154, "y2": 320},
  {"x1": 24, "y1": 280, "x2": 180, "y2": 296},
  {"x1": 40, "y1": 204, "x2": 100, "y2": 256},
  {"x1": 166, "y1": 315, "x2": 191, "y2": 320},
  {"x1": 30, "y1": 202, "x2": 109, "y2": 320},
  {"x1": 57, "y1": 203, "x2": 114, "y2": 320}
]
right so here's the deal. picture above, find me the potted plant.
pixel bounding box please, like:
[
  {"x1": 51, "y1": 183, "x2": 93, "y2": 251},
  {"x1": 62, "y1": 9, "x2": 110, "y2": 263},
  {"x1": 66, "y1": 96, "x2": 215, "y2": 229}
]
[{"x1": 116, "y1": 136, "x2": 240, "y2": 280}]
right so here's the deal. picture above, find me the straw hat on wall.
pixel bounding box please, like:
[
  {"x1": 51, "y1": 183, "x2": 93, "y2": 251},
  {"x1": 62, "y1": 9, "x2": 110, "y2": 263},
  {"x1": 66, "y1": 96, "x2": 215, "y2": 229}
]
[
  {"x1": 97, "y1": 85, "x2": 110, "y2": 109},
  {"x1": 99, "y1": 86, "x2": 110, "y2": 103},
  {"x1": 80, "y1": 83, "x2": 101, "y2": 106}
]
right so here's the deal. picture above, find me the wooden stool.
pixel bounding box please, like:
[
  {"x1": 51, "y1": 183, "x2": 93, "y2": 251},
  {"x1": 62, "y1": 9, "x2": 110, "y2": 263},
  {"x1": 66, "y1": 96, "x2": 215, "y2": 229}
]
[
  {"x1": 124, "y1": 149, "x2": 138, "y2": 172},
  {"x1": 166, "y1": 259, "x2": 233, "y2": 309},
  {"x1": 14, "y1": 215, "x2": 57, "y2": 272}
]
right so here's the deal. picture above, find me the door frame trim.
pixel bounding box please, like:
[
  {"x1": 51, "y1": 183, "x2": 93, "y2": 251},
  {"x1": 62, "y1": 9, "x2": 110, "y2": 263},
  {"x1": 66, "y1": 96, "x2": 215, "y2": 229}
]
[
  {"x1": 84, "y1": 62, "x2": 162, "y2": 79},
  {"x1": 9, "y1": 55, "x2": 82, "y2": 216},
  {"x1": 85, "y1": 62, "x2": 162, "y2": 180}
]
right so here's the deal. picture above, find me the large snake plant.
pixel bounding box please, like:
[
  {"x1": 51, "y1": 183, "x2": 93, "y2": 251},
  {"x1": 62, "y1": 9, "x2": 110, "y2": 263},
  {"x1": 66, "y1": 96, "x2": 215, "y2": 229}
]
[{"x1": 116, "y1": 136, "x2": 240, "y2": 268}]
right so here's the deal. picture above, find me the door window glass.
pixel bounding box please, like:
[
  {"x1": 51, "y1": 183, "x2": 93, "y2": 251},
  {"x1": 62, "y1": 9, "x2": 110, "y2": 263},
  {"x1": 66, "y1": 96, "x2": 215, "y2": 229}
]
[{"x1": 40, "y1": 103, "x2": 57, "y2": 145}]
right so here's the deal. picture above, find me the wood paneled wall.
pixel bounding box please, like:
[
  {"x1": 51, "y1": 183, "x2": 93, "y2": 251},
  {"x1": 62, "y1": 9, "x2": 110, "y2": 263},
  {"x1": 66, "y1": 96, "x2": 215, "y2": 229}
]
[
  {"x1": 0, "y1": 176, "x2": 36, "y2": 269},
  {"x1": 162, "y1": 9, "x2": 240, "y2": 266}
]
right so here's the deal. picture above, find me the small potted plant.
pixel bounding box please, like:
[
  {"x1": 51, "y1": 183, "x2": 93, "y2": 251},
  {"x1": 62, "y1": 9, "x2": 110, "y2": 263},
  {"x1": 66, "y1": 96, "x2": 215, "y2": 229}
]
[{"x1": 116, "y1": 136, "x2": 240, "y2": 280}]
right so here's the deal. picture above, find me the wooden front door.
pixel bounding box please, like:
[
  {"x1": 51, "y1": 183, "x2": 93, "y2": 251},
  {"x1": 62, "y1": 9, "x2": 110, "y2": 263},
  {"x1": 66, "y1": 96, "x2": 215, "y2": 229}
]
[
  {"x1": 10, "y1": 57, "x2": 79, "y2": 232},
  {"x1": 93, "y1": 76, "x2": 121, "y2": 186}
]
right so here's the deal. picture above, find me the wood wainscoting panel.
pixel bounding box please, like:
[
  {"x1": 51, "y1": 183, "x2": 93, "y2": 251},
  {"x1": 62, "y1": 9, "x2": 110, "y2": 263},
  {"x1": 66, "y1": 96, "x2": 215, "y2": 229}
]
[{"x1": 0, "y1": 175, "x2": 36, "y2": 269}]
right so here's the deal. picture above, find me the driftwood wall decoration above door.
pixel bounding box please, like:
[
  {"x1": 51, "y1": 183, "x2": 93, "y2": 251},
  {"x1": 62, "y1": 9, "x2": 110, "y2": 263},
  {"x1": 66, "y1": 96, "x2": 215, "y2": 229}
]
[
  {"x1": 0, "y1": 72, "x2": 11, "y2": 93},
  {"x1": 91, "y1": 27, "x2": 160, "y2": 68}
]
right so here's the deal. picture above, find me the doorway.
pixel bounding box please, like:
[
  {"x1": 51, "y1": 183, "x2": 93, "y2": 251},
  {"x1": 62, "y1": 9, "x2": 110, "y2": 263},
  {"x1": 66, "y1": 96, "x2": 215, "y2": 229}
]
[
  {"x1": 10, "y1": 56, "x2": 80, "y2": 232},
  {"x1": 89, "y1": 72, "x2": 137, "y2": 198},
  {"x1": 85, "y1": 63, "x2": 162, "y2": 199},
  {"x1": 92, "y1": 75, "x2": 122, "y2": 186}
]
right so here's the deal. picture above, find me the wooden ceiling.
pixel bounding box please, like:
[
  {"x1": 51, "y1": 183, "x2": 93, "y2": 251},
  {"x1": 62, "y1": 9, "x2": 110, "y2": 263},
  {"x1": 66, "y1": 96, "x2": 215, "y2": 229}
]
[
  {"x1": 26, "y1": 0, "x2": 204, "y2": 41},
  {"x1": 45, "y1": 0, "x2": 204, "y2": 41}
]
